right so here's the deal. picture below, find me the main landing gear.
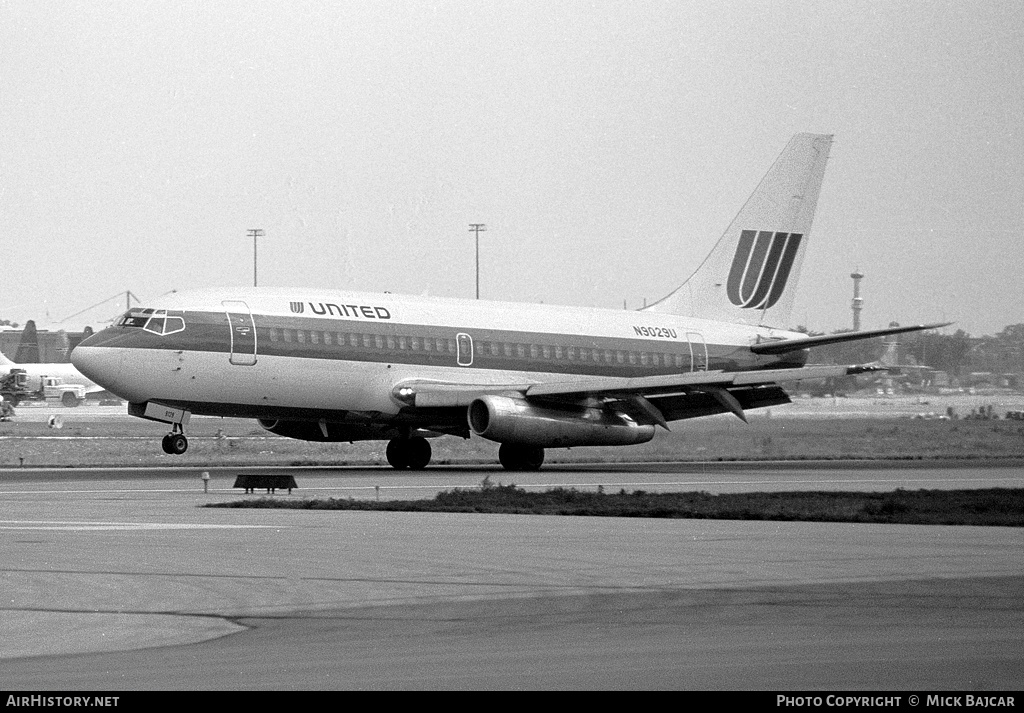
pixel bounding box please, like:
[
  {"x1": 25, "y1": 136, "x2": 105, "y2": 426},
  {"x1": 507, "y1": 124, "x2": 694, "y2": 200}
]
[
  {"x1": 498, "y1": 443, "x2": 544, "y2": 471},
  {"x1": 161, "y1": 425, "x2": 188, "y2": 455},
  {"x1": 386, "y1": 436, "x2": 432, "y2": 470}
]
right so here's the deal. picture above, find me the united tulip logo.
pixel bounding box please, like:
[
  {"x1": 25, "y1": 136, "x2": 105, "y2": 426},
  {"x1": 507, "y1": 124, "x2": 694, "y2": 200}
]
[
  {"x1": 289, "y1": 302, "x2": 305, "y2": 314},
  {"x1": 727, "y1": 230, "x2": 803, "y2": 309}
]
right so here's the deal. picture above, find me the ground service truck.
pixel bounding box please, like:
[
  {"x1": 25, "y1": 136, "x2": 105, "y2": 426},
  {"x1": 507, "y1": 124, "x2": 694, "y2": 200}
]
[{"x1": 0, "y1": 369, "x2": 86, "y2": 407}]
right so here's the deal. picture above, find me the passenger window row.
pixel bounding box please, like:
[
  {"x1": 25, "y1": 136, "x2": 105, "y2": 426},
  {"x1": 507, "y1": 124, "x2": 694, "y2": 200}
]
[
  {"x1": 268, "y1": 328, "x2": 458, "y2": 354},
  {"x1": 264, "y1": 328, "x2": 694, "y2": 369}
]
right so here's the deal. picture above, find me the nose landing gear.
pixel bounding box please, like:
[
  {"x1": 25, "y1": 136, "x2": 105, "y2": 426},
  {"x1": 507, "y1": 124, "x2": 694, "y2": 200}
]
[
  {"x1": 127, "y1": 402, "x2": 192, "y2": 456},
  {"x1": 127, "y1": 403, "x2": 192, "y2": 454},
  {"x1": 161, "y1": 425, "x2": 188, "y2": 455}
]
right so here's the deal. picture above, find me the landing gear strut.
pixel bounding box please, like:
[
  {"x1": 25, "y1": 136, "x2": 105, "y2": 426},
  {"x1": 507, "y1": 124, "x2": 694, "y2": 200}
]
[
  {"x1": 386, "y1": 436, "x2": 432, "y2": 470},
  {"x1": 498, "y1": 443, "x2": 544, "y2": 471},
  {"x1": 161, "y1": 424, "x2": 188, "y2": 455}
]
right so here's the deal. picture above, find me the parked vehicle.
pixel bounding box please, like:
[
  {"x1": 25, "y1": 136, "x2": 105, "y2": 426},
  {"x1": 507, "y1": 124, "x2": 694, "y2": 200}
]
[{"x1": 0, "y1": 369, "x2": 87, "y2": 407}]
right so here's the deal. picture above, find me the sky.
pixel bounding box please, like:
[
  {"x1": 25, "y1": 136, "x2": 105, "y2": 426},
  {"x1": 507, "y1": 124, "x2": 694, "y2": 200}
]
[{"x1": 1, "y1": 0, "x2": 1021, "y2": 337}]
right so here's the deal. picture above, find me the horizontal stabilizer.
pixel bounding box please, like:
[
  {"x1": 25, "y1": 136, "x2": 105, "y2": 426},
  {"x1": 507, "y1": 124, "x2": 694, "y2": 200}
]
[{"x1": 750, "y1": 322, "x2": 952, "y2": 355}]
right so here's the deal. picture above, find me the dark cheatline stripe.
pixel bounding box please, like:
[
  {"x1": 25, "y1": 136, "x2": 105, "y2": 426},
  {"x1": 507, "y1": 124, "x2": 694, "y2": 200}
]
[
  {"x1": 81, "y1": 310, "x2": 773, "y2": 377},
  {"x1": 727, "y1": 230, "x2": 758, "y2": 306},
  {"x1": 745, "y1": 232, "x2": 790, "y2": 309},
  {"x1": 739, "y1": 230, "x2": 774, "y2": 305},
  {"x1": 763, "y1": 232, "x2": 802, "y2": 309}
]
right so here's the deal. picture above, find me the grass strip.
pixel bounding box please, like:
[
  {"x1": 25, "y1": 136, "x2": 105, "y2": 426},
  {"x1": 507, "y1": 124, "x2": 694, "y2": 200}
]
[{"x1": 206, "y1": 485, "x2": 1024, "y2": 526}]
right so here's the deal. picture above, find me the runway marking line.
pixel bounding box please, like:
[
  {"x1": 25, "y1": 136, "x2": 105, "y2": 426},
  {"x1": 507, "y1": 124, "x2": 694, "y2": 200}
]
[
  {"x1": 0, "y1": 520, "x2": 280, "y2": 531},
  {"x1": 0, "y1": 476, "x2": 1019, "y2": 498}
]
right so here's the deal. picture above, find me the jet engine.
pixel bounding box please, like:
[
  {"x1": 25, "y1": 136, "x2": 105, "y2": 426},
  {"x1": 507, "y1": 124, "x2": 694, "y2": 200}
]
[{"x1": 467, "y1": 395, "x2": 655, "y2": 448}]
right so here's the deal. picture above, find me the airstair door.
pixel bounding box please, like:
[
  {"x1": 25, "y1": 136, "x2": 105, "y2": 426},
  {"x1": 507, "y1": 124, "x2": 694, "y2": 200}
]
[{"x1": 223, "y1": 300, "x2": 258, "y2": 366}]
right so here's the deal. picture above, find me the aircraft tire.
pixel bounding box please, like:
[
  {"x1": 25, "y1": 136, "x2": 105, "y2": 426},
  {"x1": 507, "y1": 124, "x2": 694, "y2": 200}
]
[
  {"x1": 406, "y1": 437, "x2": 432, "y2": 470},
  {"x1": 498, "y1": 443, "x2": 544, "y2": 471},
  {"x1": 168, "y1": 433, "x2": 188, "y2": 455},
  {"x1": 386, "y1": 439, "x2": 409, "y2": 469},
  {"x1": 161, "y1": 435, "x2": 173, "y2": 454}
]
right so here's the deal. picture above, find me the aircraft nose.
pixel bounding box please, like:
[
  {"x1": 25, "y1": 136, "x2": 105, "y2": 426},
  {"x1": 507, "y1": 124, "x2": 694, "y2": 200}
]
[{"x1": 71, "y1": 343, "x2": 124, "y2": 395}]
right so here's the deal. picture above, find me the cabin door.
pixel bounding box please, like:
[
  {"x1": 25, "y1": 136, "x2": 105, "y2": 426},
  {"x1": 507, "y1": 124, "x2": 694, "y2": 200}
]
[
  {"x1": 456, "y1": 332, "x2": 474, "y2": 366},
  {"x1": 223, "y1": 300, "x2": 258, "y2": 366}
]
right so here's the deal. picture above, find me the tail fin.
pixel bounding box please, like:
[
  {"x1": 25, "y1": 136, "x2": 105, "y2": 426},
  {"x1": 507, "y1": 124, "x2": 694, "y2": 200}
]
[
  {"x1": 14, "y1": 320, "x2": 39, "y2": 363},
  {"x1": 643, "y1": 133, "x2": 833, "y2": 328}
]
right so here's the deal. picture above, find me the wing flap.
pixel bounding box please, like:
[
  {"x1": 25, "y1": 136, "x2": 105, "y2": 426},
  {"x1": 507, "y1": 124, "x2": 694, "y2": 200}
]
[
  {"x1": 526, "y1": 364, "x2": 879, "y2": 400},
  {"x1": 648, "y1": 385, "x2": 792, "y2": 422}
]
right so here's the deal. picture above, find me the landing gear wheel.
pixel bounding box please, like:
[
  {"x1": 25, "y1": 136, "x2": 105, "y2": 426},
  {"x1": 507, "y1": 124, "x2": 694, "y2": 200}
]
[
  {"x1": 162, "y1": 432, "x2": 188, "y2": 455},
  {"x1": 406, "y1": 437, "x2": 432, "y2": 470},
  {"x1": 498, "y1": 443, "x2": 545, "y2": 471},
  {"x1": 386, "y1": 437, "x2": 433, "y2": 470},
  {"x1": 386, "y1": 438, "x2": 409, "y2": 469},
  {"x1": 169, "y1": 433, "x2": 188, "y2": 454}
]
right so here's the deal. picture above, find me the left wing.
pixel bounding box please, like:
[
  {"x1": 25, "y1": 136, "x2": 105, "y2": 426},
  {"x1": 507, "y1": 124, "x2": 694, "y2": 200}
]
[
  {"x1": 395, "y1": 363, "x2": 882, "y2": 427},
  {"x1": 397, "y1": 321, "x2": 949, "y2": 427}
]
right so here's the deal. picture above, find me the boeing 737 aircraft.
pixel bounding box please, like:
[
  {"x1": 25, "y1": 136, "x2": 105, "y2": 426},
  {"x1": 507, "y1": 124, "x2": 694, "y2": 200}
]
[{"x1": 72, "y1": 134, "x2": 944, "y2": 470}]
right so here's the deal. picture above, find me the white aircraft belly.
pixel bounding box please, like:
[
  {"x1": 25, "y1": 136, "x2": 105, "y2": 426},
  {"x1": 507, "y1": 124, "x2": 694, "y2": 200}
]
[
  {"x1": 103, "y1": 343, "x2": 601, "y2": 417},
  {"x1": 254, "y1": 353, "x2": 398, "y2": 412},
  {"x1": 121, "y1": 350, "x2": 391, "y2": 413},
  {"x1": 114, "y1": 348, "x2": 562, "y2": 415}
]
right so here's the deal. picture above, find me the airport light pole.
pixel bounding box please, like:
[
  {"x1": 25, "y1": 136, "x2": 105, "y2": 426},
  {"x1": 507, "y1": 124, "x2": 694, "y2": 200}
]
[
  {"x1": 469, "y1": 223, "x2": 486, "y2": 299},
  {"x1": 248, "y1": 229, "x2": 264, "y2": 287}
]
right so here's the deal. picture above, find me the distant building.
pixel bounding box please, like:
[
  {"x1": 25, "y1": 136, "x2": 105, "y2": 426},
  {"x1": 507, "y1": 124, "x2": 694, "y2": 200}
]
[{"x1": 962, "y1": 372, "x2": 1021, "y2": 389}]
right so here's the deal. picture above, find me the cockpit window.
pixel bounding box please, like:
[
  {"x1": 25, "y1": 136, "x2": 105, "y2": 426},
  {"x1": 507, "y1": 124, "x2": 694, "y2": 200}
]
[
  {"x1": 164, "y1": 316, "x2": 185, "y2": 334},
  {"x1": 118, "y1": 309, "x2": 153, "y2": 329},
  {"x1": 117, "y1": 309, "x2": 185, "y2": 336}
]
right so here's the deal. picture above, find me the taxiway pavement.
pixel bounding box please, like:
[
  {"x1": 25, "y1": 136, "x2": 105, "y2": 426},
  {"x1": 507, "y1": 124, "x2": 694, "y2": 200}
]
[{"x1": 0, "y1": 465, "x2": 1021, "y2": 690}]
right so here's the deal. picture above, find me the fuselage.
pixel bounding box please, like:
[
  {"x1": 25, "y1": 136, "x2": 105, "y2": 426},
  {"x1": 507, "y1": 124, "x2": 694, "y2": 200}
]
[{"x1": 71, "y1": 287, "x2": 807, "y2": 423}]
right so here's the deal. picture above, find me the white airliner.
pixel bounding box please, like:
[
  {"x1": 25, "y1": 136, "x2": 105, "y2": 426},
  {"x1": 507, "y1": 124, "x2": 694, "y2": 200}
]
[
  {"x1": 0, "y1": 352, "x2": 104, "y2": 397},
  {"x1": 72, "y1": 134, "x2": 944, "y2": 469}
]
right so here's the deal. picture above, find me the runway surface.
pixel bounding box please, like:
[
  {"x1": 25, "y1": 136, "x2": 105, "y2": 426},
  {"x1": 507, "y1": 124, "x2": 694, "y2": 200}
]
[{"x1": 0, "y1": 462, "x2": 1022, "y2": 690}]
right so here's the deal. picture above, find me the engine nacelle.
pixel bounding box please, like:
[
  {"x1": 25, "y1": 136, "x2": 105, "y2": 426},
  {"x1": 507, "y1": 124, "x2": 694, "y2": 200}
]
[{"x1": 467, "y1": 395, "x2": 655, "y2": 448}]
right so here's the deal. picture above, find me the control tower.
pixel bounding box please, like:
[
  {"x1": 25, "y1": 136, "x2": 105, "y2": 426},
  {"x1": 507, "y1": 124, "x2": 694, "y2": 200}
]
[{"x1": 851, "y1": 270, "x2": 864, "y2": 331}]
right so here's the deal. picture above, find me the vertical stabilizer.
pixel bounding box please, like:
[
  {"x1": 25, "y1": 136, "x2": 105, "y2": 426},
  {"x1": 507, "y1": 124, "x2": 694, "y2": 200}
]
[
  {"x1": 643, "y1": 133, "x2": 833, "y2": 327},
  {"x1": 14, "y1": 320, "x2": 39, "y2": 364}
]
